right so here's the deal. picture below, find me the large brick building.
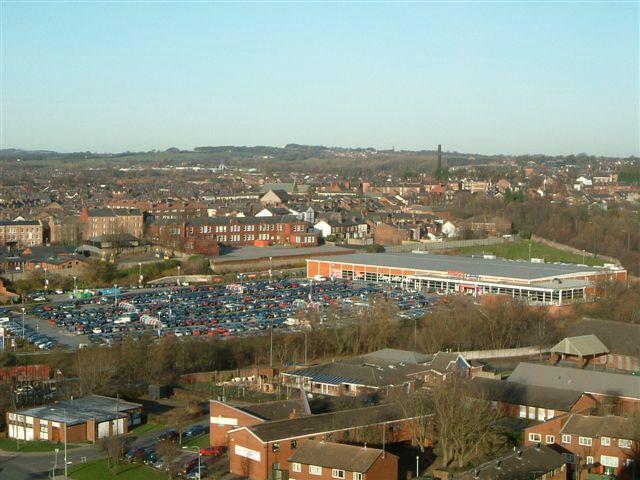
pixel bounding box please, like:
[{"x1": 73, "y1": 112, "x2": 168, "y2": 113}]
[
  {"x1": 0, "y1": 220, "x2": 43, "y2": 247},
  {"x1": 150, "y1": 215, "x2": 318, "y2": 255},
  {"x1": 227, "y1": 403, "x2": 421, "y2": 480},
  {"x1": 210, "y1": 392, "x2": 311, "y2": 447},
  {"x1": 79, "y1": 207, "x2": 144, "y2": 240}
]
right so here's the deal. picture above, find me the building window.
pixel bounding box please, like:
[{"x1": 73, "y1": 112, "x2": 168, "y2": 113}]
[
  {"x1": 272, "y1": 443, "x2": 280, "y2": 452},
  {"x1": 309, "y1": 465, "x2": 322, "y2": 475},
  {"x1": 562, "y1": 434, "x2": 571, "y2": 444},
  {"x1": 292, "y1": 463, "x2": 301, "y2": 473},
  {"x1": 291, "y1": 440, "x2": 297, "y2": 449},
  {"x1": 600, "y1": 456, "x2": 619, "y2": 468},
  {"x1": 528, "y1": 433, "x2": 541, "y2": 442},
  {"x1": 579, "y1": 436, "x2": 592, "y2": 446},
  {"x1": 545, "y1": 435, "x2": 555, "y2": 444},
  {"x1": 353, "y1": 474, "x2": 363, "y2": 480},
  {"x1": 619, "y1": 438, "x2": 632, "y2": 449},
  {"x1": 332, "y1": 469, "x2": 345, "y2": 479},
  {"x1": 519, "y1": 405, "x2": 526, "y2": 418},
  {"x1": 601, "y1": 436, "x2": 611, "y2": 446},
  {"x1": 586, "y1": 456, "x2": 594, "y2": 465}
]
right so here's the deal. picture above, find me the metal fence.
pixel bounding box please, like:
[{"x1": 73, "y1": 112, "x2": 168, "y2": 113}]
[{"x1": 384, "y1": 237, "x2": 507, "y2": 253}]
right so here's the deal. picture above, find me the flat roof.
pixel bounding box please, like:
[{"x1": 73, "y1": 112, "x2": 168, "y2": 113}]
[
  {"x1": 309, "y1": 252, "x2": 617, "y2": 283},
  {"x1": 15, "y1": 395, "x2": 141, "y2": 425}
]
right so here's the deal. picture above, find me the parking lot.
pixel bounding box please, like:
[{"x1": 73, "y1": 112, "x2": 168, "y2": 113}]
[{"x1": 19, "y1": 279, "x2": 434, "y2": 348}]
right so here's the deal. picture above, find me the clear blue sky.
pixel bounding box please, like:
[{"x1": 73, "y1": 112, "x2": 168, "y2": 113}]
[{"x1": 1, "y1": 1, "x2": 638, "y2": 156}]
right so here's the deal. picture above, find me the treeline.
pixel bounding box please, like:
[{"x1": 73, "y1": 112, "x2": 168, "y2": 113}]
[{"x1": 449, "y1": 193, "x2": 639, "y2": 275}]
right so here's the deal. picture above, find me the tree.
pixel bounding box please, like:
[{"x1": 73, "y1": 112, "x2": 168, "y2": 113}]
[
  {"x1": 100, "y1": 436, "x2": 124, "y2": 472},
  {"x1": 156, "y1": 439, "x2": 180, "y2": 479},
  {"x1": 391, "y1": 389, "x2": 432, "y2": 452},
  {"x1": 430, "y1": 379, "x2": 504, "y2": 469},
  {"x1": 364, "y1": 243, "x2": 385, "y2": 253}
]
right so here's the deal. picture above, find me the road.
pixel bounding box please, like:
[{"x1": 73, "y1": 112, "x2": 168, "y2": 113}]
[{"x1": 0, "y1": 417, "x2": 209, "y2": 480}]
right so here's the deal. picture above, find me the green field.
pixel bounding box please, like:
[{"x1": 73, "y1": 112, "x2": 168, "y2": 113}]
[
  {"x1": 69, "y1": 459, "x2": 164, "y2": 480},
  {"x1": 0, "y1": 438, "x2": 80, "y2": 452},
  {"x1": 129, "y1": 422, "x2": 162, "y2": 436},
  {"x1": 448, "y1": 240, "x2": 606, "y2": 266},
  {"x1": 182, "y1": 433, "x2": 210, "y2": 449}
]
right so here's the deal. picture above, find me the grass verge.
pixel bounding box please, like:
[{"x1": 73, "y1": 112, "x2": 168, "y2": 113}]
[
  {"x1": 0, "y1": 438, "x2": 80, "y2": 452},
  {"x1": 69, "y1": 458, "x2": 165, "y2": 480}
]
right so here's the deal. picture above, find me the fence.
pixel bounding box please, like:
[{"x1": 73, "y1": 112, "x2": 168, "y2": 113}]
[
  {"x1": 456, "y1": 346, "x2": 548, "y2": 360},
  {"x1": 384, "y1": 237, "x2": 507, "y2": 253}
]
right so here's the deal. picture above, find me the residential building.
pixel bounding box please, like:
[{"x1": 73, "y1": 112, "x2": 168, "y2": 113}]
[
  {"x1": 287, "y1": 440, "x2": 398, "y2": 480},
  {"x1": 227, "y1": 403, "x2": 419, "y2": 480},
  {"x1": 79, "y1": 207, "x2": 143, "y2": 240},
  {"x1": 507, "y1": 363, "x2": 640, "y2": 414},
  {"x1": 524, "y1": 414, "x2": 637, "y2": 478},
  {"x1": 0, "y1": 220, "x2": 43, "y2": 247},
  {"x1": 210, "y1": 391, "x2": 311, "y2": 447},
  {"x1": 456, "y1": 444, "x2": 568, "y2": 480}
]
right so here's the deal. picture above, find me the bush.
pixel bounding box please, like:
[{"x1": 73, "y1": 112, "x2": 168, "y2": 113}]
[{"x1": 364, "y1": 244, "x2": 385, "y2": 253}]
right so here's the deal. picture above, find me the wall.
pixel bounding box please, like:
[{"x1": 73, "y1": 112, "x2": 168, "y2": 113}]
[{"x1": 210, "y1": 401, "x2": 265, "y2": 447}]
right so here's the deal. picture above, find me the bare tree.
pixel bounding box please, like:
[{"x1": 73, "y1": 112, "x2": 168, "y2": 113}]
[
  {"x1": 390, "y1": 390, "x2": 433, "y2": 452},
  {"x1": 100, "y1": 436, "x2": 124, "y2": 472}
]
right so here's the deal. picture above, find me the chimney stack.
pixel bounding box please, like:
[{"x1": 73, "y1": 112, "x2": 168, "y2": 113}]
[{"x1": 436, "y1": 144, "x2": 442, "y2": 176}]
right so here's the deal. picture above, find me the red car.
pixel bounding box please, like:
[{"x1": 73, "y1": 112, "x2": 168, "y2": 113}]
[{"x1": 199, "y1": 446, "x2": 226, "y2": 456}]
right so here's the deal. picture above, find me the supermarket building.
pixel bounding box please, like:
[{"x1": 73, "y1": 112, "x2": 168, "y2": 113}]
[{"x1": 306, "y1": 252, "x2": 627, "y2": 306}]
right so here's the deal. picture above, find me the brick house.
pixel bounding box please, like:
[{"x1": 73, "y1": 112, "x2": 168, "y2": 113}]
[
  {"x1": 524, "y1": 414, "x2": 638, "y2": 478},
  {"x1": 372, "y1": 223, "x2": 411, "y2": 245},
  {"x1": 209, "y1": 392, "x2": 311, "y2": 447},
  {"x1": 414, "y1": 352, "x2": 480, "y2": 386},
  {"x1": 79, "y1": 207, "x2": 143, "y2": 240},
  {"x1": 0, "y1": 220, "x2": 43, "y2": 247},
  {"x1": 227, "y1": 403, "x2": 422, "y2": 480},
  {"x1": 288, "y1": 440, "x2": 398, "y2": 480}
]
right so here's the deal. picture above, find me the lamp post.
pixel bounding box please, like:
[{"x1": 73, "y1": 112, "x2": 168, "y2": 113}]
[
  {"x1": 138, "y1": 262, "x2": 143, "y2": 287},
  {"x1": 114, "y1": 284, "x2": 118, "y2": 306},
  {"x1": 177, "y1": 265, "x2": 181, "y2": 286},
  {"x1": 21, "y1": 307, "x2": 25, "y2": 340},
  {"x1": 50, "y1": 407, "x2": 68, "y2": 478},
  {"x1": 44, "y1": 268, "x2": 48, "y2": 292},
  {"x1": 269, "y1": 256, "x2": 273, "y2": 282},
  {"x1": 182, "y1": 446, "x2": 202, "y2": 479},
  {"x1": 73, "y1": 276, "x2": 77, "y2": 298},
  {"x1": 528, "y1": 243, "x2": 532, "y2": 262}
]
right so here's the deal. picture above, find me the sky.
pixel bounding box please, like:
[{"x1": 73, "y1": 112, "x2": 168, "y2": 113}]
[{"x1": 1, "y1": 1, "x2": 638, "y2": 157}]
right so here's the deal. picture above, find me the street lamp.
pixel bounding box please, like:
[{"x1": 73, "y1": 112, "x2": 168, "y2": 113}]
[
  {"x1": 44, "y1": 268, "x2": 48, "y2": 292},
  {"x1": 138, "y1": 262, "x2": 143, "y2": 287},
  {"x1": 182, "y1": 446, "x2": 202, "y2": 479},
  {"x1": 177, "y1": 265, "x2": 181, "y2": 286},
  {"x1": 50, "y1": 407, "x2": 68, "y2": 478},
  {"x1": 21, "y1": 307, "x2": 25, "y2": 340},
  {"x1": 269, "y1": 256, "x2": 273, "y2": 282},
  {"x1": 114, "y1": 284, "x2": 118, "y2": 306},
  {"x1": 73, "y1": 276, "x2": 77, "y2": 298}
]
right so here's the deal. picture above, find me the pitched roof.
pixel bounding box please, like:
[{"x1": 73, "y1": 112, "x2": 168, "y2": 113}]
[
  {"x1": 239, "y1": 391, "x2": 311, "y2": 421},
  {"x1": 242, "y1": 403, "x2": 408, "y2": 443},
  {"x1": 468, "y1": 377, "x2": 585, "y2": 411},
  {"x1": 560, "y1": 414, "x2": 636, "y2": 439},
  {"x1": 456, "y1": 444, "x2": 567, "y2": 480},
  {"x1": 507, "y1": 363, "x2": 640, "y2": 400},
  {"x1": 289, "y1": 440, "x2": 390, "y2": 472},
  {"x1": 352, "y1": 348, "x2": 430, "y2": 365},
  {"x1": 551, "y1": 335, "x2": 609, "y2": 356},
  {"x1": 564, "y1": 319, "x2": 640, "y2": 356},
  {"x1": 428, "y1": 352, "x2": 470, "y2": 374}
]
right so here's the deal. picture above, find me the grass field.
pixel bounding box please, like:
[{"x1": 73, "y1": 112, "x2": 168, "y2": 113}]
[
  {"x1": 448, "y1": 240, "x2": 605, "y2": 266},
  {"x1": 0, "y1": 438, "x2": 80, "y2": 452},
  {"x1": 129, "y1": 422, "x2": 162, "y2": 436},
  {"x1": 69, "y1": 459, "x2": 164, "y2": 480},
  {"x1": 182, "y1": 433, "x2": 210, "y2": 449}
]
